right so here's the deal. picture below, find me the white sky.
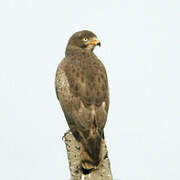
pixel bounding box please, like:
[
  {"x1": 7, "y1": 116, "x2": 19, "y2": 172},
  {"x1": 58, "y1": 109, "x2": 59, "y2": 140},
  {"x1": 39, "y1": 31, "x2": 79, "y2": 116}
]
[{"x1": 0, "y1": 0, "x2": 180, "y2": 180}]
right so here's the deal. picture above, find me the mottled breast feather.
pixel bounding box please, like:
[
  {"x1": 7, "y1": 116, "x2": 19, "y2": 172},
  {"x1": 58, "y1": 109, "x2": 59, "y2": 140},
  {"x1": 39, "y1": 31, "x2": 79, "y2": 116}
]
[{"x1": 64, "y1": 47, "x2": 109, "y2": 111}]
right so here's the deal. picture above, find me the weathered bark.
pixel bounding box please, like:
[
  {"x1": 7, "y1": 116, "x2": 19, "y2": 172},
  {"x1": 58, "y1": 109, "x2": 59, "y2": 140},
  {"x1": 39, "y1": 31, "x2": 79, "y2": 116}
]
[{"x1": 64, "y1": 131, "x2": 113, "y2": 180}]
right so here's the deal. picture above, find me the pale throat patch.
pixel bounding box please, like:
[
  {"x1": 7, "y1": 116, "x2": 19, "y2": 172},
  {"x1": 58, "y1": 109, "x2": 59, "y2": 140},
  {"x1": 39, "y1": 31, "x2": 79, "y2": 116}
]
[{"x1": 85, "y1": 44, "x2": 95, "y2": 51}]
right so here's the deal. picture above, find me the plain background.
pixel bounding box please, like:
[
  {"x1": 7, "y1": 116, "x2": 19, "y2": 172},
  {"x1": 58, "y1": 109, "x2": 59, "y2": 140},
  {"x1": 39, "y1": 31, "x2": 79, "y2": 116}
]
[{"x1": 0, "y1": 0, "x2": 180, "y2": 179}]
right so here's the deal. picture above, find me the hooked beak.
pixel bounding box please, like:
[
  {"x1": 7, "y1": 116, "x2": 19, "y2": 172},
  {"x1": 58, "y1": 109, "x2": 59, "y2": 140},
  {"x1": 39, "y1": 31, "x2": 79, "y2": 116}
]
[{"x1": 89, "y1": 37, "x2": 101, "y2": 47}]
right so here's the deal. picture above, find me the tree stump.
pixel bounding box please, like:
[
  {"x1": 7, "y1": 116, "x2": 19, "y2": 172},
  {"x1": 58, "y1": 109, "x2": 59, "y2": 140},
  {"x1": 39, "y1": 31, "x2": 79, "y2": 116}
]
[{"x1": 64, "y1": 131, "x2": 113, "y2": 180}]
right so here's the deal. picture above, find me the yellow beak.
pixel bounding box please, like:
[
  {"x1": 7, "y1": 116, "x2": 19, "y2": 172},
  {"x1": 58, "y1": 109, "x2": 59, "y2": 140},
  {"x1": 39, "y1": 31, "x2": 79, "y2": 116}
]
[{"x1": 89, "y1": 37, "x2": 101, "y2": 46}]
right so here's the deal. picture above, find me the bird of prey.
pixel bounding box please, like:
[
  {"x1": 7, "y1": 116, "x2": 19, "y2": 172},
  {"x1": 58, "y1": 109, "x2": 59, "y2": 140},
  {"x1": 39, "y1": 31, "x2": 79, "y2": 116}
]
[{"x1": 55, "y1": 30, "x2": 109, "y2": 170}]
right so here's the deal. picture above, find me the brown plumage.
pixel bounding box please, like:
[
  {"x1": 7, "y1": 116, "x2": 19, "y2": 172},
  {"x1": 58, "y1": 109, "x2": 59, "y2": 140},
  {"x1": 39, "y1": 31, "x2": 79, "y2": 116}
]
[{"x1": 55, "y1": 30, "x2": 109, "y2": 170}]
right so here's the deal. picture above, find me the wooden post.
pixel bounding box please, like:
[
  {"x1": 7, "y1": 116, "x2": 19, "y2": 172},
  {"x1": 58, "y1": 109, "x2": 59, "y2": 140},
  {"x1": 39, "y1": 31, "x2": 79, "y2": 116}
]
[{"x1": 64, "y1": 131, "x2": 113, "y2": 180}]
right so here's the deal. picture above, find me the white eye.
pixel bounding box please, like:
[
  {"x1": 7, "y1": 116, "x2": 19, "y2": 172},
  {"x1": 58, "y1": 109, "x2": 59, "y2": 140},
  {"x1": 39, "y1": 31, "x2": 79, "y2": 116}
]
[{"x1": 83, "y1": 37, "x2": 88, "y2": 42}]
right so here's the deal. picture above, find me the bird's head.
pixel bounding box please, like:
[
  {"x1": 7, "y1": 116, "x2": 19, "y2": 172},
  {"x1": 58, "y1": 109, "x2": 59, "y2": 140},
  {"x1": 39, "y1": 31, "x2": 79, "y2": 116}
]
[{"x1": 67, "y1": 30, "x2": 101, "y2": 52}]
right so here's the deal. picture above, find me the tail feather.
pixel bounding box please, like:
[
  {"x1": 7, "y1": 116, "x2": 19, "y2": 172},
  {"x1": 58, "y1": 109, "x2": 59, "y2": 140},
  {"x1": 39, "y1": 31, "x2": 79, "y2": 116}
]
[
  {"x1": 80, "y1": 134, "x2": 102, "y2": 169},
  {"x1": 80, "y1": 118, "x2": 103, "y2": 170}
]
